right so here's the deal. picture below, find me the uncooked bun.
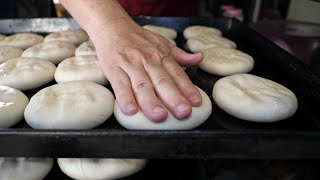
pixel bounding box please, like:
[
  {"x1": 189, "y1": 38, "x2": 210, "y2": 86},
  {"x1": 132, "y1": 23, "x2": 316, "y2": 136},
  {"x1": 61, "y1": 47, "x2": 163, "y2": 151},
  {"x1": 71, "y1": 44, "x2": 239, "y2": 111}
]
[
  {"x1": 0, "y1": 157, "x2": 53, "y2": 180},
  {"x1": 199, "y1": 47, "x2": 254, "y2": 76},
  {"x1": 187, "y1": 34, "x2": 236, "y2": 53},
  {"x1": 0, "y1": 57, "x2": 56, "y2": 91},
  {"x1": 212, "y1": 74, "x2": 298, "y2": 122},
  {"x1": 24, "y1": 81, "x2": 115, "y2": 129},
  {"x1": 115, "y1": 87, "x2": 212, "y2": 130},
  {"x1": 143, "y1": 25, "x2": 177, "y2": 39},
  {"x1": 44, "y1": 30, "x2": 89, "y2": 46},
  {"x1": 0, "y1": 33, "x2": 44, "y2": 49},
  {"x1": 75, "y1": 41, "x2": 96, "y2": 56},
  {"x1": 0, "y1": 45, "x2": 23, "y2": 64},
  {"x1": 54, "y1": 56, "x2": 108, "y2": 85},
  {"x1": 22, "y1": 41, "x2": 75, "y2": 64},
  {"x1": 0, "y1": 86, "x2": 29, "y2": 128},
  {"x1": 183, "y1": 25, "x2": 222, "y2": 39},
  {"x1": 58, "y1": 158, "x2": 146, "y2": 180}
]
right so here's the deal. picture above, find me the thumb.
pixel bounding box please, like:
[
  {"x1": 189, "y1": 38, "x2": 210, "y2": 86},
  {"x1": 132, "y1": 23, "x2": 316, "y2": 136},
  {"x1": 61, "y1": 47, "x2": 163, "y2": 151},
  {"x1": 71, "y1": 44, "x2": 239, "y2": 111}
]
[{"x1": 171, "y1": 46, "x2": 203, "y2": 66}]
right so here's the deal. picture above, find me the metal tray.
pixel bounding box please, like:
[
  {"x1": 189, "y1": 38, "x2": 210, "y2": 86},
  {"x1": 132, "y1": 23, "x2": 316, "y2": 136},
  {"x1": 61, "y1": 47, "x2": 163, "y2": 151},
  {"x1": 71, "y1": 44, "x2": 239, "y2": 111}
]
[{"x1": 1, "y1": 17, "x2": 320, "y2": 159}]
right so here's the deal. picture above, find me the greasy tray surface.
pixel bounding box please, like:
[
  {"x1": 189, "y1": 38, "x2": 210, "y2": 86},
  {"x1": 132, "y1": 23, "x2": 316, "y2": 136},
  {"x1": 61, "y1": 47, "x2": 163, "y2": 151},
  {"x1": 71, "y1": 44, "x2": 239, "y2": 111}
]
[{"x1": 1, "y1": 17, "x2": 320, "y2": 159}]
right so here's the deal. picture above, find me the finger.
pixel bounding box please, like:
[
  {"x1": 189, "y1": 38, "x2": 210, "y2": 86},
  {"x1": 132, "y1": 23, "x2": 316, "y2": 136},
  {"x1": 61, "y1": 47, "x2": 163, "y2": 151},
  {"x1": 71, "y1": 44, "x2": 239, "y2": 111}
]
[
  {"x1": 171, "y1": 46, "x2": 203, "y2": 66},
  {"x1": 124, "y1": 63, "x2": 168, "y2": 122},
  {"x1": 163, "y1": 59, "x2": 202, "y2": 107},
  {"x1": 144, "y1": 57, "x2": 192, "y2": 120}
]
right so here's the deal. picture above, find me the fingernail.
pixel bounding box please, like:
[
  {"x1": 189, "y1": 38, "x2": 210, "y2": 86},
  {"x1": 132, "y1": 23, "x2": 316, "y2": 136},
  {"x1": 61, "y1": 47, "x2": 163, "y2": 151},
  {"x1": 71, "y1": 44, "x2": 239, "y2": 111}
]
[
  {"x1": 126, "y1": 103, "x2": 137, "y2": 114},
  {"x1": 189, "y1": 94, "x2": 201, "y2": 105},
  {"x1": 153, "y1": 106, "x2": 166, "y2": 113},
  {"x1": 176, "y1": 103, "x2": 190, "y2": 113}
]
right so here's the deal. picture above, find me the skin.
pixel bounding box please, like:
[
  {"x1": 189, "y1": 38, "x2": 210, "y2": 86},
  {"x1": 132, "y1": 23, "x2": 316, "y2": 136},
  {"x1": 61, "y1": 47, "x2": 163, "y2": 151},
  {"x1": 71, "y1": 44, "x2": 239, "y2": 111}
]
[{"x1": 60, "y1": 0, "x2": 203, "y2": 122}]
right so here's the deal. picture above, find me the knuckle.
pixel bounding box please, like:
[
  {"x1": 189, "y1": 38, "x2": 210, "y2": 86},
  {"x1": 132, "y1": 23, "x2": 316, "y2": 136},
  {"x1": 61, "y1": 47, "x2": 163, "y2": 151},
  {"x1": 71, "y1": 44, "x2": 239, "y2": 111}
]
[
  {"x1": 156, "y1": 76, "x2": 172, "y2": 86},
  {"x1": 134, "y1": 80, "x2": 153, "y2": 91}
]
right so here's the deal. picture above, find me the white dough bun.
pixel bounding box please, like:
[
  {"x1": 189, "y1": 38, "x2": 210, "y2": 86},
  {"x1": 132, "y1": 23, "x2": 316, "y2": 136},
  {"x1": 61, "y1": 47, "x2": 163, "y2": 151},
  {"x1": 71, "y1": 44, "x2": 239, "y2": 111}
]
[
  {"x1": 54, "y1": 55, "x2": 108, "y2": 85},
  {"x1": 0, "y1": 45, "x2": 23, "y2": 64},
  {"x1": 183, "y1": 25, "x2": 222, "y2": 39},
  {"x1": 212, "y1": 74, "x2": 298, "y2": 122},
  {"x1": 0, "y1": 33, "x2": 44, "y2": 49},
  {"x1": 24, "y1": 81, "x2": 115, "y2": 129},
  {"x1": 143, "y1": 25, "x2": 177, "y2": 39},
  {"x1": 115, "y1": 87, "x2": 212, "y2": 130},
  {"x1": 187, "y1": 34, "x2": 236, "y2": 53},
  {"x1": 75, "y1": 40, "x2": 96, "y2": 56},
  {"x1": 0, "y1": 86, "x2": 29, "y2": 128},
  {"x1": 0, "y1": 157, "x2": 53, "y2": 180},
  {"x1": 22, "y1": 41, "x2": 76, "y2": 64},
  {"x1": 58, "y1": 158, "x2": 146, "y2": 180},
  {"x1": 0, "y1": 57, "x2": 56, "y2": 91},
  {"x1": 199, "y1": 47, "x2": 254, "y2": 76},
  {"x1": 44, "y1": 29, "x2": 89, "y2": 46}
]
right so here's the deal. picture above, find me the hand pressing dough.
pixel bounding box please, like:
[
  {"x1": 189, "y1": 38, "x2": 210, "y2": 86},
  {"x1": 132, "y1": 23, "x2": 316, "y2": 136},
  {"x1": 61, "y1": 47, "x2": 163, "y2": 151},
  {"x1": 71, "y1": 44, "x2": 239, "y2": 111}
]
[
  {"x1": 212, "y1": 74, "x2": 298, "y2": 122},
  {"x1": 187, "y1": 34, "x2": 236, "y2": 53},
  {"x1": 58, "y1": 158, "x2": 146, "y2": 180},
  {"x1": 22, "y1": 41, "x2": 76, "y2": 64},
  {"x1": 44, "y1": 29, "x2": 89, "y2": 46},
  {"x1": 0, "y1": 34, "x2": 6, "y2": 41},
  {"x1": 0, "y1": 57, "x2": 56, "y2": 91},
  {"x1": 0, "y1": 33, "x2": 44, "y2": 49},
  {"x1": 0, "y1": 45, "x2": 23, "y2": 64},
  {"x1": 54, "y1": 56, "x2": 108, "y2": 85},
  {"x1": 183, "y1": 25, "x2": 222, "y2": 39},
  {"x1": 115, "y1": 87, "x2": 212, "y2": 130},
  {"x1": 0, "y1": 86, "x2": 29, "y2": 128},
  {"x1": 199, "y1": 47, "x2": 254, "y2": 76},
  {"x1": 143, "y1": 25, "x2": 177, "y2": 39},
  {"x1": 24, "y1": 81, "x2": 115, "y2": 129},
  {"x1": 0, "y1": 157, "x2": 53, "y2": 180},
  {"x1": 75, "y1": 41, "x2": 96, "y2": 56}
]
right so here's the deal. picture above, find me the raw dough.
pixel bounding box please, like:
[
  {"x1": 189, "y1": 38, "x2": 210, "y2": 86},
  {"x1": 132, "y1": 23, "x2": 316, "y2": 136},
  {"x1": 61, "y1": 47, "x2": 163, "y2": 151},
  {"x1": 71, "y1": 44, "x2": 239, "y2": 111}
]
[
  {"x1": 0, "y1": 33, "x2": 44, "y2": 49},
  {"x1": 198, "y1": 47, "x2": 254, "y2": 76},
  {"x1": 115, "y1": 87, "x2": 212, "y2": 130},
  {"x1": 75, "y1": 41, "x2": 96, "y2": 56},
  {"x1": 183, "y1": 25, "x2": 222, "y2": 39},
  {"x1": 54, "y1": 56, "x2": 108, "y2": 85},
  {"x1": 0, "y1": 86, "x2": 29, "y2": 128},
  {"x1": 0, "y1": 45, "x2": 23, "y2": 64},
  {"x1": 0, "y1": 157, "x2": 53, "y2": 180},
  {"x1": 212, "y1": 74, "x2": 298, "y2": 122},
  {"x1": 187, "y1": 34, "x2": 236, "y2": 53},
  {"x1": 44, "y1": 29, "x2": 89, "y2": 46},
  {"x1": 24, "y1": 81, "x2": 115, "y2": 129},
  {"x1": 143, "y1": 25, "x2": 177, "y2": 39},
  {"x1": 22, "y1": 41, "x2": 76, "y2": 64},
  {"x1": 0, "y1": 57, "x2": 56, "y2": 91},
  {"x1": 58, "y1": 158, "x2": 146, "y2": 180}
]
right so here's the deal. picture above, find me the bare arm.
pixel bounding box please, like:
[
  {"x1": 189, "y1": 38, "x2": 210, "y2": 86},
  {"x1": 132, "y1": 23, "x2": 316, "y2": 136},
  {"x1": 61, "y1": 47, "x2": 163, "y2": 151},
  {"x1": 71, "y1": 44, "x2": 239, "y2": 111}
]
[{"x1": 60, "y1": 0, "x2": 203, "y2": 122}]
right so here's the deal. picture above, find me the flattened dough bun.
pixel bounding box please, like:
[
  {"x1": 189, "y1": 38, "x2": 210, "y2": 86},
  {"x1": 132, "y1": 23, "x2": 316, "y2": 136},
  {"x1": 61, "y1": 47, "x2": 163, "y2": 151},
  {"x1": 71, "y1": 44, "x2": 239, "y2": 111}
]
[
  {"x1": 24, "y1": 81, "x2": 115, "y2": 129},
  {"x1": 212, "y1": 74, "x2": 298, "y2": 122},
  {"x1": 58, "y1": 158, "x2": 146, "y2": 180},
  {"x1": 0, "y1": 45, "x2": 23, "y2": 64},
  {"x1": 199, "y1": 47, "x2": 254, "y2": 76},
  {"x1": 75, "y1": 40, "x2": 96, "y2": 56},
  {"x1": 0, "y1": 57, "x2": 56, "y2": 91},
  {"x1": 187, "y1": 34, "x2": 236, "y2": 53},
  {"x1": 0, "y1": 33, "x2": 44, "y2": 49},
  {"x1": 54, "y1": 55, "x2": 108, "y2": 85},
  {"x1": 143, "y1": 25, "x2": 177, "y2": 39},
  {"x1": 0, "y1": 157, "x2": 53, "y2": 180},
  {"x1": 44, "y1": 29, "x2": 89, "y2": 46},
  {"x1": 115, "y1": 87, "x2": 212, "y2": 130},
  {"x1": 22, "y1": 41, "x2": 75, "y2": 64},
  {"x1": 183, "y1": 25, "x2": 222, "y2": 39},
  {"x1": 0, "y1": 86, "x2": 29, "y2": 128}
]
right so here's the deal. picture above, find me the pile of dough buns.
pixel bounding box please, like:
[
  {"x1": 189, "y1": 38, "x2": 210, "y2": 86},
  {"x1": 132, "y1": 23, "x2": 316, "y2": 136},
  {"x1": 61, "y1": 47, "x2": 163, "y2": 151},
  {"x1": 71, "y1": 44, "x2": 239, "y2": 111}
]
[{"x1": 0, "y1": 23, "x2": 298, "y2": 179}]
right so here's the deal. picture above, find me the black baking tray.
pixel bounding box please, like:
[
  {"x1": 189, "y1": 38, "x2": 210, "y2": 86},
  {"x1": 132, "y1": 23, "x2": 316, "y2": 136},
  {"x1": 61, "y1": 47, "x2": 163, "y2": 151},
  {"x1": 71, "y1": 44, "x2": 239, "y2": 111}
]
[{"x1": 1, "y1": 17, "x2": 320, "y2": 159}]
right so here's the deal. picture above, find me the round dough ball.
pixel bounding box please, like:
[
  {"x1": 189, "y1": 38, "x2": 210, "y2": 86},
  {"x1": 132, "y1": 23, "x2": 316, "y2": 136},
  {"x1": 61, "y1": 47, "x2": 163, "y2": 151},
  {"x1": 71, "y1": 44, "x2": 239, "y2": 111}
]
[
  {"x1": 199, "y1": 47, "x2": 254, "y2": 76},
  {"x1": 115, "y1": 87, "x2": 212, "y2": 130},
  {"x1": 44, "y1": 29, "x2": 89, "y2": 46},
  {"x1": 75, "y1": 41, "x2": 96, "y2": 56},
  {"x1": 0, "y1": 86, "x2": 29, "y2": 128},
  {"x1": 22, "y1": 41, "x2": 76, "y2": 64},
  {"x1": 212, "y1": 74, "x2": 298, "y2": 122},
  {"x1": 183, "y1": 25, "x2": 222, "y2": 39},
  {"x1": 0, "y1": 157, "x2": 53, "y2": 180},
  {"x1": 0, "y1": 34, "x2": 6, "y2": 41},
  {"x1": 187, "y1": 34, "x2": 236, "y2": 53},
  {"x1": 143, "y1": 25, "x2": 177, "y2": 39},
  {"x1": 54, "y1": 56, "x2": 108, "y2": 85},
  {"x1": 24, "y1": 81, "x2": 115, "y2": 129},
  {"x1": 166, "y1": 38, "x2": 176, "y2": 46},
  {"x1": 58, "y1": 158, "x2": 146, "y2": 180},
  {"x1": 0, "y1": 45, "x2": 23, "y2": 64},
  {"x1": 0, "y1": 57, "x2": 56, "y2": 91},
  {"x1": 0, "y1": 33, "x2": 44, "y2": 49}
]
